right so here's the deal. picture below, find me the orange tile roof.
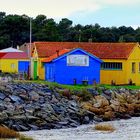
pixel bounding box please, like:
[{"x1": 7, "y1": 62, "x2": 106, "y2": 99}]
[
  {"x1": 42, "y1": 49, "x2": 71, "y2": 62},
  {"x1": 34, "y1": 42, "x2": 137, "y2": 59}
]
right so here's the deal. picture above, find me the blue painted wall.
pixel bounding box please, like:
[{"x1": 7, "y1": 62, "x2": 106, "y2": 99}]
[
  {"x1": 44, "y1": 50, "x2": 102, "y2": 85},
  {"x1": 18, "y1": 61, "x2": 29, "y2": 73}
]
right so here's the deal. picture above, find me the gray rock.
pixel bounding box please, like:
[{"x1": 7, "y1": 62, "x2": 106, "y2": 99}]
[
  {"x1": 58, "y1": 121, "x2": 68, "y2": 125},
  {"x1": 28, "y1": 124, "x2": 39, "y2": 130},
  {"x1": 0, "y1": 92, "x2": 6, "y2": 100},
  {"x1": 104, "y1": 89, "x2": 114, "y2": 95},
  {"x1": 19, "y1": 92, "x2": 29, "y2": 100},
  {"x1": 82, "y1": 116, "x2": 90, "y2": 124},
  {"x1": 9, "y1": 95, "x2": 23, "y2": 103},
  {"x1": 0, "y1": 102, "x2": 6, "y2": 110},
  {"x1": 93, "y1": 116, "x2": 103, "y2": 122},
  {"x1": 19, "y1": 124, "x2": 29, "y2": 131},
  {"x1": 4, "y1": 97, "x2": 11, "y2": 102},
  {"x1": 51, "y1": 95, "x2": 59, "y2": 103},
  {"x1": 29, "y1": 91, "x2": 40, "y2": 101},
  {"x1": 0, "y1": 112, "x2": 8, "y2": 121},
  {"x1": 118, "y1": 88, "x2": 127, "y2": 93},
  {"x1": 87, "y1": 88, "x2": 99, "y2": 95},
  {"x1": 69, "y1": 123, "x2": 79, "y2": 127}
]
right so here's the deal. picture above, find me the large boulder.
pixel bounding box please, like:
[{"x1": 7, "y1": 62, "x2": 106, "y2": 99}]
[{"x1": 94, "y1": 95, "x2": 109, "y2": 108}]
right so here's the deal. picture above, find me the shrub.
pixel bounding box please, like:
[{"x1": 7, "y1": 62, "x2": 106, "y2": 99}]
[
  {"x1": 78, "y1": 89, "x2": 93, "y2": 101},
  {"x1": 0, "y1": 126, "x2": 33, "y2": 140},
  {"x1": 0, "y1": 126, "x2": 20, "y2": 138},
  {"x1": 19, "y1": 135, "x2": 34, "y2": 140},
  {"x1": 61, "y1": 89, "x2": 72, "y2": 99},
  {"x1": 94, "y1": 123, "x2": 115, "y2": 132}
]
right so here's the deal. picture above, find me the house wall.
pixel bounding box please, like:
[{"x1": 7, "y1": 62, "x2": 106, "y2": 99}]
[
  {"x1": 126, "y1": 45, "x2": 140, "y2": 85},
  {"x1": 0, "y1": 59, "x2": 29, "y2": 73},
  {"x1": 38, "y1": 58, "x2": 45, "y2": 80},
  {"x1": 100, "y1": 59, "x2": 127, "y2": 85},
  {"x1": 45, "y1": 50, "x2": 101, "y2": 85}
]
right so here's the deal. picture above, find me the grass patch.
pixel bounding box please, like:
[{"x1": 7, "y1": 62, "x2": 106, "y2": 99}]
[
  {"x1": 15, "y1": 80, "x2": 140, "y2": 91},
  {"x1": 19, "y1": 135, "x2": 34, "y2": 140},
  {"x1": 0, "y1": 126, "x2": 33, "y2": 140},
  {"x1": 94, "y1": 123, "x2": 115, "y2": 132},
  {"x1": 100, "y1": 84, "x2": 140, "y2": 90},
  {"x1": 20, "y1": 80, "x2": 94, "y2": 91}
]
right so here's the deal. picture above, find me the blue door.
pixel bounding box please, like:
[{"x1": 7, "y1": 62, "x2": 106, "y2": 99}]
[
  {"x1": 45, "y1": 64, "x2": 55, "y2": 82},
  {"x1": 18, "y1": 61, "x2": 29, "y2": 73}
]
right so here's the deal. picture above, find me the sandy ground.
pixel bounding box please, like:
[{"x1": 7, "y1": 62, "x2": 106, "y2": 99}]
[{"x1": 22, "y1": 117, "x2": 140, "y2": 140}]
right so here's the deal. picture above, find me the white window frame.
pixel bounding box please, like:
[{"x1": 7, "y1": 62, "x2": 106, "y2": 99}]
[
  {"x1": 67, "y1": 55, "x2": 89, "y2": 66},
  {"x1": 11, "y1": 63, "x2": 15, "y2": 69}
]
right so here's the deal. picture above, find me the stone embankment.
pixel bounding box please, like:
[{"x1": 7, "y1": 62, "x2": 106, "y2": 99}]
[
  {"x1": 82, "y1": 88, "x2": 140, "y2": 121},
  {"x1": 0, "y1": 82, "x2": 140, "y2": 131}
]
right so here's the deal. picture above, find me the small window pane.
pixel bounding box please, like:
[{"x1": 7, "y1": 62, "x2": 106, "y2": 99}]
[
  {"x1": 101, "y1": 62, "x2": 122, "y2": 70},
  {"x1": 132, "y1": 62, "x2": 135, "y2": 73},
  {"x1": 139, "y1": 62, "x2": 140, "y2": 72},
  {"x1": 11, "y1": 63, "x2": 15, "y2": 69}
]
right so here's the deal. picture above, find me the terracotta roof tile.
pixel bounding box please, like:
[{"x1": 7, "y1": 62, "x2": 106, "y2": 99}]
[
  {"x1": 34, "y1": 42, "x2": 137, "y2": 59},
  {"x1": 42, "y1": 49, "x2": 71, "y2": 62}
]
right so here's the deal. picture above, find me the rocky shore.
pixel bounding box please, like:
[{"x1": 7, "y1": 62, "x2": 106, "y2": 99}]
[{"x1": 0, "y1": 82, "x2": 140, "y2": 131}]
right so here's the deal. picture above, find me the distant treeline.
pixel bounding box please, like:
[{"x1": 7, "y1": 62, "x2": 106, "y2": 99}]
[{"x1": 0, "y1": 12, "x2": 140, "y2": 49}]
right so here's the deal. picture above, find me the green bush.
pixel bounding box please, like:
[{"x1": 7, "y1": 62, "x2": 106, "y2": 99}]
[{"x1": 78, "y1": 89, "x2": 93, "y2": 101}]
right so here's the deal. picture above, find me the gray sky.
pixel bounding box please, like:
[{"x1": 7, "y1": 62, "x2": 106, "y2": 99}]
[{"x1": 1, "y1": 0, "x2": 140, "y2": 28}]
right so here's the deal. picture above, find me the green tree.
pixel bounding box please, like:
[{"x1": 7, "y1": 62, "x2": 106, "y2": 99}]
[
  {"x1": 58, "y1": 18, "x2": 73, "y2": 41},
  {"x1": 43, "y1": 18, "x2": 59, "y2": 41},
  {"x1": 123, "y1": 34, "x2": 136, "y2": 42}
]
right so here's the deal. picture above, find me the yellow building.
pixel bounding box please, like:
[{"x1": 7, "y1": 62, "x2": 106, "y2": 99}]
[
  {"x1": 0, "y1": 48, "x2": 29, "y2": 73},
  {"x1": 100, "y1": 43, "x2": 140, "y2": 85},
  {"x1": 20, "y1": 42, "x2": 140, "y2": 85},
  {"x1": 31, "y1": 46, "x2": 45, "y2": 80}
]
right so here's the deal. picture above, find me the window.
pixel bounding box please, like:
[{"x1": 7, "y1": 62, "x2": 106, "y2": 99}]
[
  {"x1": 101, "y1": 62, "x2": 122, "y2": 70},
  {"x1": 67, "y1": 55, "x2": 89, "y2": 66},
  {"x1": 132, "y1": 62, "x2": 135, "y2": 73},
  {"x1": 11, "y1": 63, "x2": 15, "y2": 69},
  {"x1": 139, "y1": 63, "x2": 140, "y2": 72}
]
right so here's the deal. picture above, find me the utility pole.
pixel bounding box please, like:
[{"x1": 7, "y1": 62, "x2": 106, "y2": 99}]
[
  {"x1": 79, "y1": 30, "x2": 81, "y2": 42},
  {"x1": 29, "y1": 17, "x2": 32, "y2": 79},
  {"x1": 30, "y1": 18, "x2": 32, "y2": 49}
]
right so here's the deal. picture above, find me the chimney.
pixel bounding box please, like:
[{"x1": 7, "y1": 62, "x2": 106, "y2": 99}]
[{"x1": 56, "y1": 50, "x2": 59, "y2": 57}]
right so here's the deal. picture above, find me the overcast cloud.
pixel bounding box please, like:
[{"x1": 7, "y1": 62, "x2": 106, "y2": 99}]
[{"x1": 0, "y1": 0, "x2": 140, "y2": 27}]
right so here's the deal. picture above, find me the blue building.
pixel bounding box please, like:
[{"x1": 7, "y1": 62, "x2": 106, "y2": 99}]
[{"x1": 42, "y1": 48, "x2": 102, "y2": 85}]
